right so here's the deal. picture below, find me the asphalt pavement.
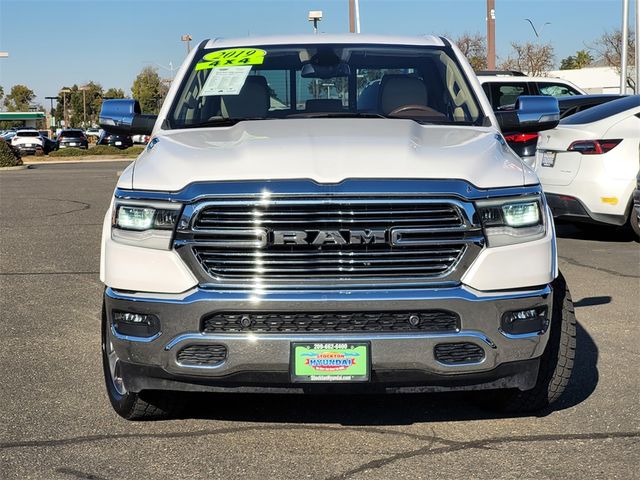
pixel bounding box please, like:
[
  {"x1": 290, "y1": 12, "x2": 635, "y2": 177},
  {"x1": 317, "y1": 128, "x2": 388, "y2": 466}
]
[{"x1": 1, "y1": 162, "x2": 638, "y2": 480}]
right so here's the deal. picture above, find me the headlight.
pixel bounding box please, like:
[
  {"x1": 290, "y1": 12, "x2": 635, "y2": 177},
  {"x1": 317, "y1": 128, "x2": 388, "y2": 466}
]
[
  {"x1": 111, "y1": 201, "x2": 182, "y2": 249},
  {"x1": 476, "y1": 196, "x2": 546, "y2": 247}
]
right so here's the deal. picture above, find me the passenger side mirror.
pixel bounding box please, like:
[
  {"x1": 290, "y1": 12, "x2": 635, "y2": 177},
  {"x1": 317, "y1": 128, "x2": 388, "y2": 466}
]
[
  {"x1": 494, "y1": 96, "x2": 559, "y2": 133},
  {"x1": 99, "y1": 99, "x2": 157, "y2": 136}
]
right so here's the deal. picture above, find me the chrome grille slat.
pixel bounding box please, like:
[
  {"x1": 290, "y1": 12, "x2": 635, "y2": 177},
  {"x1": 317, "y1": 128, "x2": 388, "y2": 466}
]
[{"x1": 176, "y1": 195, "x2": 481, "y2": 286}]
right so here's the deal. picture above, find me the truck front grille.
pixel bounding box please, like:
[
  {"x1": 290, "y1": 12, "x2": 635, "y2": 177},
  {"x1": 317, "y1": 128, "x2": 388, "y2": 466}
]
[
  {"x1": 176, "y1": 196, "x2": 482, "y2": 287},
  {"x1": 202, "y1": 310, "x2": 460, "y2": 334}
]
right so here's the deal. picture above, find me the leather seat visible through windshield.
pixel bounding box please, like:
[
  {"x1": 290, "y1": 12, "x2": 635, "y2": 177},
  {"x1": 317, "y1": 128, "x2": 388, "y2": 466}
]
[
  {"x1": 222, "y1": 76, "x2": 270, "y2": 118},
  {"x1": 379, "y1": 75, "x2": 428, "y2": 115}
]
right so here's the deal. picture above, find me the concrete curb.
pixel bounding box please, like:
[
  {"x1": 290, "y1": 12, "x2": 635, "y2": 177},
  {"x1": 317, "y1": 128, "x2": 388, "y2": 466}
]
[
  {"x1": 0, "y1": 164, "x2": 30, "y2": 171},
  {"x1": 23, "y1": 157, "x2": 134, "y2": 165}
]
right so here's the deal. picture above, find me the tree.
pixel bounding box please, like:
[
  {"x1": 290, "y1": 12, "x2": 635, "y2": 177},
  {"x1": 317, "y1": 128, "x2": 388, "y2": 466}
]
[
  {"x1": 104, "y1": 87, "x2": 125, "y2": 99},
  {"x1": 3, "y1": 84, "x2": 36, "y2": 111},
  {"x1": 454, "y1": 32, "x2": 487, "y2": 71},
  {"x1": 499, "y1": 42, "x2": 555, "y2": 76},
  {"x1": 560, "y1": 50, "x2": 593, "y2": 70},
  {"x1": 131, "y1": 67, "x2": 168, "y2": 114},
  {"x1": 589, "y1": 29, "x2": 636, "y2": 92},
  {"x1": 0, "y1": 86, "x2": 4, "y2": 106}
]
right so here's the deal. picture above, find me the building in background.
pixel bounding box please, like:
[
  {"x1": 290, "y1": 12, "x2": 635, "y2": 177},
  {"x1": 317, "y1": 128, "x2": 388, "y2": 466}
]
[{"x1": 548, "y1": 66, "x2": 634, "y2": 94}]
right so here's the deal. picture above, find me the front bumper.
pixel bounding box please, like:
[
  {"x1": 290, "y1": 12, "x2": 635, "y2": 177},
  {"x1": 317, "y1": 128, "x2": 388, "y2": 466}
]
[{"x1": 104, "y1": 284, "x2": 552, "y2": 393}]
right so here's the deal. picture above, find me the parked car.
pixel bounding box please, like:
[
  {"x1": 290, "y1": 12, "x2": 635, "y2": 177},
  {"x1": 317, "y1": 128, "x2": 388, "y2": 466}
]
[
  {"x1": 98, "y1": 34, "x2": 575, "y2": 420},
  {"x1": 97, "y1": 131, "x2": 133, "y2": 149},
  {"x1": 500, "y1": 94, "x2": 626, "y2": 167},
  {"x1": 477, "y1": 71, "x2": 586, "y2": 109},
  {"x1": 39, "y1": 130, "x2": 59, "y2": 154},
  {"x1": 131, "y1": 134, "x2": 150, "y2": 144},
  {"x1": 535, "y1": 95, "x2": 640, "y2": 238},
  {"x1": 58, "y1": 129, "x2": 89, "y2": 149},
  {"x1": 86, "y1": 127, "x2": 102, "y2": 138},
  {"x1": 11, "y1": 129, "x2": 44, "y2": 155}
]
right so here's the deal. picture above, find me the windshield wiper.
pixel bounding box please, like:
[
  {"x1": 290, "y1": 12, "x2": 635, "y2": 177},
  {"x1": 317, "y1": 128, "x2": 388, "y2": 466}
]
[
  {"x1": 179, "y1": 117, "x2": 270, "y2": 129},
  {"x1": 286, "y1": 112, "x2": 386, "y2": 119}
]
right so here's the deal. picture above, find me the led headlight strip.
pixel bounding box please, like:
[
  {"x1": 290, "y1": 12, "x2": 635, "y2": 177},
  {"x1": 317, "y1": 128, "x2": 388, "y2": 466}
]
[
  {"x1": 476, "y1": 195, "x2": 546, "y2": 247},
  {"x1": 111, "y1": 200, "x2": 182, "y2": 250}
]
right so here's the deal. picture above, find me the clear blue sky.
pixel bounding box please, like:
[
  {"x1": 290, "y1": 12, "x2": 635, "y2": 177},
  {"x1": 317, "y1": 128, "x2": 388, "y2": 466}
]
[{"x1": 0, "y1": 0, "x2": 633, "y2": 105}]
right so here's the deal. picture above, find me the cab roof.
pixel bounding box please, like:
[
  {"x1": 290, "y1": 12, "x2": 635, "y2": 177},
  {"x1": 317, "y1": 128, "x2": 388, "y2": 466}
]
[{"x1": 205, "y1": 34, "x2": 446, "y2": 49}]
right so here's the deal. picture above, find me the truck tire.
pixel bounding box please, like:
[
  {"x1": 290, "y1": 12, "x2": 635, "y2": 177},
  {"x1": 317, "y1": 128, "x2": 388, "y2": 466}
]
[
  {"x1": 628, "y1": 208, "x2": 640, "y2": 242},
  {"x1": 101, "y1": 300, "x2": 180, "y2": 420},
  {"x1": 486, "y1": 272, "x2": 576, "y2": 413}
]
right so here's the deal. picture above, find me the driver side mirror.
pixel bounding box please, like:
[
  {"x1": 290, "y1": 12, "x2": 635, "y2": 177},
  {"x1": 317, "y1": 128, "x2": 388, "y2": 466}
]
[
  {"x1": 99, "y1": 99, "x2": 157, "y2": 136},
  {"x1": 494, "y1": 96, "x2": 560, "y2": 133}
]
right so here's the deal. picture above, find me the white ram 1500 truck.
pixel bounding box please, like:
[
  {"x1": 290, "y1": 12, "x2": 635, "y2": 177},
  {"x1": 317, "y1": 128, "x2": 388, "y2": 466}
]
[{"x1": 99, "y1": 34, "x2": 576, "y2": 420}]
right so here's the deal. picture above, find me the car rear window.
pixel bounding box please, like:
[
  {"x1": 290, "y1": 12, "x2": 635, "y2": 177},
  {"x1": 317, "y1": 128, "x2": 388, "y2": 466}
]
[
  {"x1": 17, "y1": 131, "x2": 40, "y2": 137},
  {"x1": 60, "y1": 131, "x2": 84, "y2": 137},
  {"x1": 561, "y1": 95, "x2": 640, "y2": 124}
]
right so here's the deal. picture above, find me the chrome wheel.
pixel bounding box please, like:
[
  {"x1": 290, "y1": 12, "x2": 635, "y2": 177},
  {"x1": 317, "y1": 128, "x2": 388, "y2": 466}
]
[{"x1": 106, "y1": 338, "x2": 127, "y2": 395}]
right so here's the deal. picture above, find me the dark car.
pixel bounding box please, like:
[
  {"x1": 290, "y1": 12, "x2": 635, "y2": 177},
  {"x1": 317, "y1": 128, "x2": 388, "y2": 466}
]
[
  {"x1": 39, "y1": 130, "x2": 59, "y2": 154},
  {"x1": 57, "y1": 129, "x2": 89, "y2": 149},
  {"x1": 97, "y1": 131, "x2": 133, "y2": 149},
  {"x1": 499, "y1": 94, "x2": 626, "y2": 166}
]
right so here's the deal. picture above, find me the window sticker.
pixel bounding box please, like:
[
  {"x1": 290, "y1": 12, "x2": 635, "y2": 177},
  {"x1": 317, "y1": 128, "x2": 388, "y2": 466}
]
[
  {"x1": 195, "y1": 48, "x2": 267, "y2": 71},
  {"x1": 198, "y1": 66, "x2": 252, "y2": 96}
]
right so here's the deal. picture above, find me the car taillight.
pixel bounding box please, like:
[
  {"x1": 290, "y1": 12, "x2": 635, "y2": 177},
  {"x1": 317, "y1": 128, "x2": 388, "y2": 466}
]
[
  {"x1": 567, "y1": 139, "x2": 622, "y2": 155},
  {"x1": 503, "y1": 133, "x2": 539, "y2": 143}
]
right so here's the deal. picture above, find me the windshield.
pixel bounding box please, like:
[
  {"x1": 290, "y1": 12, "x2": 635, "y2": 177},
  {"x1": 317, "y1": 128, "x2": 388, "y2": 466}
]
[{"x1": 168, "y1": 43, "x2": 483, "y2": 129}]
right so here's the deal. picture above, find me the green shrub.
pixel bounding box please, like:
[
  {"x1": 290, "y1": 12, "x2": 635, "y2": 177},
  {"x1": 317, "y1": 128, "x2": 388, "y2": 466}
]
[
  {"x1": 48, "y1": 147, "x2": 91, "y2": 157},
  {"x1": 0, "y1": 139, "x2": 23, "y2": 167},
  {"x1": 123, "y1": 146, "x2": 145, "y2": 155},
  {"x1": 48, "y1": 145, "x2": 143, "y2": 157}
]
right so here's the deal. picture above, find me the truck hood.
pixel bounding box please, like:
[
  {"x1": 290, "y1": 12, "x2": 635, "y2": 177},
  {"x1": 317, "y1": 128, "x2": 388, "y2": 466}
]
[{"x1": 127, "y1": 119, "x2": 532, "y2": 191}]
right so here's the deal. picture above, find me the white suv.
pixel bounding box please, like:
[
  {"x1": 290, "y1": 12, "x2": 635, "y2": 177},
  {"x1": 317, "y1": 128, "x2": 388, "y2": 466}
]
[
  {"x1": 477, "y1": 71, "x2": 586, "y2": 110},
  {"x1": 98, "y1": 34, "x2": 576, "y2": 420}
]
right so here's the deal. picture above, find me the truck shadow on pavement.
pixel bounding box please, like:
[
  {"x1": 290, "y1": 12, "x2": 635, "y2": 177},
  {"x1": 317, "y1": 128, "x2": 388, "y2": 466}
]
[
  {"x1": 555, "y1": 222, "x2": 636, "y2": 242},
  {"x1": 181, "y1": 322, "x2": 598, "y2": 425}
]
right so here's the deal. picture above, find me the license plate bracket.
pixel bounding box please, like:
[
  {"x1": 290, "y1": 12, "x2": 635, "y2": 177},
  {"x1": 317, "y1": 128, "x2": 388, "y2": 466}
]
[
  {"x1": 290, "y1": 342, "x2": 370, "y2": 383},
  {"x1": 541, "y1": 150, "x2": 556, "y2": 167}
]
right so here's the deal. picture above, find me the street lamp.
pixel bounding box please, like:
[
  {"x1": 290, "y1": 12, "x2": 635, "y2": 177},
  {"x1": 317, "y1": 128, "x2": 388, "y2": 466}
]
[
  {"x1": 0, "y1": 52, "x2": 8, "y2": 58},
  {"x1": 79, "y1": 85, "x2": 90, "y2": 127},
  {"x1": 321, "y1": 83, "x2": 335, "y2": 99},
  {"x1": 308, "y1": 11, "x2": 322, "y2": 34},
  {"x1": 144, "y1": 61, "x2": 176, "y2": 81},
  {"x1": 524, "y1": 19, "x2": 551, "y2": 41},
  {"x1": 59, "y1": 88, "x2": 71, "y2": 128},
  {"x1": 181, "y1": 34, "x2": 192, "y2": 54},
  {"x1": 44, "y1": 96, "x2": 58, "y2": 132}
]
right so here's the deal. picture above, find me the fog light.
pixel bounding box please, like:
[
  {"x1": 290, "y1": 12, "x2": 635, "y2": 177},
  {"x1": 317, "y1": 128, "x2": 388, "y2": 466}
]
[
  {"x1": 501, "y1": 307, "x2": 548, "y2": 335},
  {"x1": 112, "y1": 311, "x2": 161, "y2": 338}
]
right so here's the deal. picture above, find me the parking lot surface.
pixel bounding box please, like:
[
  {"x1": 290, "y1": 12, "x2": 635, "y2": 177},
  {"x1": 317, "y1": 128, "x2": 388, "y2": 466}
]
[{"x1": 1, "y1": 162, "x2": 638, "y2": 479}]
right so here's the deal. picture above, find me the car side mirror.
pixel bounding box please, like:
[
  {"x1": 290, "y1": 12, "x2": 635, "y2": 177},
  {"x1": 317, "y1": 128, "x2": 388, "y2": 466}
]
[
  {"x1": 99, "y1": 99, "x2": 157, "y2": 136},
  {"x1": 495, "y1": 96, "x2": 560, "y2": 133}
]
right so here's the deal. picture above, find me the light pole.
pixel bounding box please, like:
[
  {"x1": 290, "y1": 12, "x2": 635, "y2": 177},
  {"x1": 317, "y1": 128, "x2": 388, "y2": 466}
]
[
  {"x1": 59, "y1": 89, "x2": 71, "y2": 128},
  {"x1": 486, "y1": 0, "x2": 496, "y2": 70},
  {"x1": 79, "y1": 85, "x2": 90, "y2": 127},
  {"x1": 44, "y1": 96, "x2": 57, "y2": 133},
  {"x1": 635, "y1": 0, "x2": 639, "y2": 93},
  {"x1": 308, "y1": 10, "x2": 322, "y2": 34},
  {"x1": 144, "y1": 61, "x2": 176, "y2": 81},
  {"x1": 620, "y1": 0, "x2": 630, "y2": 93},
  {"x1": 524, "y1": 19, "x2": 551, "y2": 42},
  {"x1": 181, "y1": 34, "x2": 192, "y2": 54},
  {"x1": 321, "y1": 83, "x2": 335, "y2": 98},
  {"x1": 349, "y1": 0, "x2": 361, "y2": 33}
]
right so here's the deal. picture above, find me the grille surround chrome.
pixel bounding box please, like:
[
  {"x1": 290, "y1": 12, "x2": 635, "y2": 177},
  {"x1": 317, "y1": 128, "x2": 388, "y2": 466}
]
[{"x1": 175, "y1": 193, "x2": 484, "y2": 289}]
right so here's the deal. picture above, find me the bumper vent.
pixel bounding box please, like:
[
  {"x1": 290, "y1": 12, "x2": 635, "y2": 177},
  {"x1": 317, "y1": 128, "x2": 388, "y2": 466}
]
[
  {"x1": 177, "y1": 344, "x2": 227, "y2": 366},
  {"x1": 434, "y1": 342, "x2": 485, "y2": 365},
  {"x1": 202, "y1": 311, "x2": 459, "y2": 334}
]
